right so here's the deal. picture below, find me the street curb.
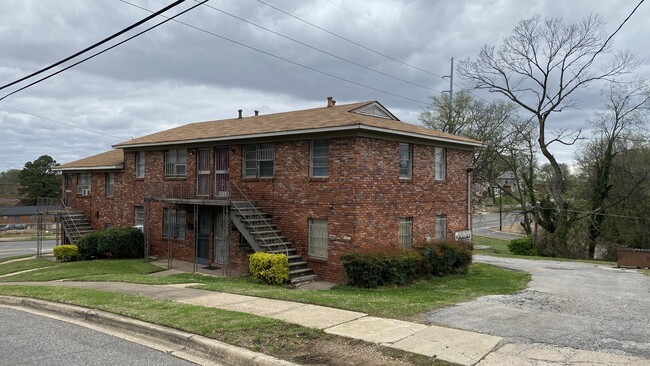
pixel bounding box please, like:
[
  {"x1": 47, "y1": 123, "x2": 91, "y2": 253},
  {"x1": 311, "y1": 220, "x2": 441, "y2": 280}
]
[{"x1": 0, "y1": 295, "x2": 297, "y2": 366}]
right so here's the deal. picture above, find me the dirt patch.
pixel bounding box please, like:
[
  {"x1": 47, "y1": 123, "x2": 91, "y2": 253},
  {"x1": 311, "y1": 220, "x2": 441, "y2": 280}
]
[{"x1": 277, "y1": 336, "x2": 449, "y2": 366}]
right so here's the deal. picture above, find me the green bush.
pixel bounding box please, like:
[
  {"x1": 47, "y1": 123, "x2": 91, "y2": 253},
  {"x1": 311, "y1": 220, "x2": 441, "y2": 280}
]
[
  {"x1": 508, "y1": 236, "x2": 535, "y2": 256},
  {"x1": 415, "y1": 241, "x2": 473, "y2": 277},
  {"x1": 341, "y1": 249, "x2": 421, "y2": 288},
  {"x1": 77, "y1": 231, "x2": 102, "y2": 260},
  {"x1": 53, "y1": 245, "x2": 78, "y2": 262},
  {"x1": 96, "y1": 227, "x2": 144, "y2": 259},
  {"x1": 249, "y1": 252, "x2": 289, "y2": 285}
]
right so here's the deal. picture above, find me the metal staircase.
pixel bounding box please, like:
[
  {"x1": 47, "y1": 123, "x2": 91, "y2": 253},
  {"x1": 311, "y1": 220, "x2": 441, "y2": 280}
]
[
  {"x1": 229, "y1": 186, "x2": 317, "y2": 284},
  {"x1": 59, "y1": 206, "x2": 94, "y2": 244}
]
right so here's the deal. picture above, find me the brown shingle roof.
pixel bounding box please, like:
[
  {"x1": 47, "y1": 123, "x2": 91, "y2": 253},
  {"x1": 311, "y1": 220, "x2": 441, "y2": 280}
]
[
  {"x1": 55, "y1": 149, "x2": 124, "y2": 171},
  {"x1": 113, "y1": 101, "x2": 482, "y2": 148}
]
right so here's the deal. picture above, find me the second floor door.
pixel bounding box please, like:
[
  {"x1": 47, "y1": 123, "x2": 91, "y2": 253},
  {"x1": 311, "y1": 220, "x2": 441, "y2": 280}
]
[{"x1": 215, "y1": 147, "x2": 229, "y2": 197}]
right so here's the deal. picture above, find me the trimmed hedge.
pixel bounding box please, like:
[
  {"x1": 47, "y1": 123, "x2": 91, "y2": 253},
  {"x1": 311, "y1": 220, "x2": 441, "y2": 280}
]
[
  {"x1": 249, "y1": 252, "x2": 289, "y2": 285},
  {"x1": 508, "y1": 236, "x2": 535, "y2": 256},
  {"x1": 53, "y1": 244, "x2": 78, "y2": 262},
  {"x1": 415, "y1": 241, "x2": 473, "y2": 277},
  {"x1": 341, "y1": 241, "x2": 473, "y2": 288},
  {"x1": 341, "y1": 248, "x2": 421, "y2": 288},
  {"x1": 77, "y1": 227, "x2": 144, "y2": 260},
  {"x1": 77, "y1": 231, "x2": 102, "y2": 260}
]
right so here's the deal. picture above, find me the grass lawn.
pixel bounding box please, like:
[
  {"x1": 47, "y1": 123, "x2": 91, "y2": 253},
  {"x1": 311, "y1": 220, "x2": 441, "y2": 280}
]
[
  {"x1": 0, "y1": 255, "x2": 33, "y2": 264},
  {"x1": 0, "y1": 285, "x2": 452, "y2": 365},
  {"x1": 0, "y1": 258, "x2": 530, "y2": 320},
  {"x1": 0, "y1": 258, "x2": 56, "y2": 276}
]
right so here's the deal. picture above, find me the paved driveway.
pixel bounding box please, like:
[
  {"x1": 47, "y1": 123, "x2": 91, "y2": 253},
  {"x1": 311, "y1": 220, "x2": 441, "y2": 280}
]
[{"x1": 425, "y1": 255, "x2": 650, "y2": 359}]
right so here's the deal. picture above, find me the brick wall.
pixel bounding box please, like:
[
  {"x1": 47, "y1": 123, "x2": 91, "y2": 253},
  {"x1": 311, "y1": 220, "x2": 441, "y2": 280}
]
[{"x1": 64, "y1": 136, "x2": 472, "y2": 283}]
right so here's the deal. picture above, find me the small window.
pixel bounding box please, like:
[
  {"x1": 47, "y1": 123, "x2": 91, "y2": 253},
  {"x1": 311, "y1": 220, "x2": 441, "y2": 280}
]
[
  {"x1": 136, "y1": 151, "x2": 145, "y2": 178},
  {"x1": 134, "y1": 206, "x2": 144, "y2": 226},
  {"x1": 13, "y1": 216, "x2": 20, "y2": 223},
  {"x1": 435, "y1": 147, "x2": 446, "y2": 180},
  {"x1": 243, "y1": 143, "x2": 274, "y2": 178},
  {"x1": 105, "y1": 173, "x2": 115, "y2": 197},
  {"x1": 105, "y1": 223, "x2": 113, "y2": 229},
  {"x1": 308, "y1": 218, "x2": 328, "y2": 258},
  {"x1": 435, "y1": 215, "x2": 447, "y2": 242},
  {"x1": 399, "y1": 217, "x2": 413, "y2": 248},
  {"x1": 164, "y1": 149, "x2": 187, "y2": 177},
  {"x1": 77, "y1": 173, "x2": 91, "y2": 195},
  {"x1": 163, "y1": 208, "x2": 186, "y2": 240},
  {"x1": 310, "y1": 139, "x2": 329, "y2": 177},
  {"x1": 399, "y1": 143, "x2": 412, "y2": 179}
]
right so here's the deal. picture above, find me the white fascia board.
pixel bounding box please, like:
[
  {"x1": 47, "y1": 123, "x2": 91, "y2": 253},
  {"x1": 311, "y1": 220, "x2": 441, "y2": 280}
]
[
  {"x1": 53, "y1": 164, "x2": 124, "y2": 172},
  {"x1": 114, "y1": 125, "x2": 482, "y2": 149}
]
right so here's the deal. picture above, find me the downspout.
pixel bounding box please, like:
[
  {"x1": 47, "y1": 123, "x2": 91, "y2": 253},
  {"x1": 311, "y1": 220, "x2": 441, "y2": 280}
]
[{"x1": 466, "y1": 166, "x2": 475, "y2": 232}]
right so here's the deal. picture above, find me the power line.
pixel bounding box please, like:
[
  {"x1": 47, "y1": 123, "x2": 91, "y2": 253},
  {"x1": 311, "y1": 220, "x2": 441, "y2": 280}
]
[
  {"x1": 199, "y1": 2, "x2": 444, "y2": 94},
  {"x1": 0, "y1": 104, "x2": 128, "y2": 139},
  {"x1": 0, "y1": 1, "x2": 208, "y2": 102},
  {"x1": 538, "y1": 206, "x2": 650, "y2": 221},
  {"x1": 0, "y1": 0, "x2": 187, "y2": 93},
  {"x1": 256, "y1": 0, "x2": 446, "y2": 80},
  {"x1": 121, "y1": 0, "x2": 430, "y2": 105}
]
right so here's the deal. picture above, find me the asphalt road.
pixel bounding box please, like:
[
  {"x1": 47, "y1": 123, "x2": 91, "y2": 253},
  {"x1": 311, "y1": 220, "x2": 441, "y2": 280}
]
[
  {"x1": 472, "y1": 211, "x2": 522, "y2": 241},
  {"x1": 425, "y1": 255, "x2": 650, "y2": 359},
  {"x1": 0, "y1": 240, "x2": 56, "y2": 259},
  {"x1": 0, "y1": 307, "x2": 198, "y2": 366}
]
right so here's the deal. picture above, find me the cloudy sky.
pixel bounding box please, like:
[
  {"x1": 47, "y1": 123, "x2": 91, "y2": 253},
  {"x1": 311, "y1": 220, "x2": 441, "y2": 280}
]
[{"x1": 0, "y1": 0, "x2": 648, "y2": 171}]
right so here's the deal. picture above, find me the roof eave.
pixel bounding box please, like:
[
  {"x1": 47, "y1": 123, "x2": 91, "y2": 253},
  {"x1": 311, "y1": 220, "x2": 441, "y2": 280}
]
[
  {"x1": 113, "y1": 125, "x2": 482, "y2": 149},
  {"x1": 53, "y1": 164, "x2": 124, "y2": 172}
]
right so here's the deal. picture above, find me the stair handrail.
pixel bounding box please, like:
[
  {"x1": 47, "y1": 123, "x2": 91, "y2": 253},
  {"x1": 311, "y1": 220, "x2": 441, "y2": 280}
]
[
  {"x1": 60, "y1": 199, "x2": 83, "y2": 244},
  {"x1": 229, "y1": 183, "x2": 289, "y2": 256}
]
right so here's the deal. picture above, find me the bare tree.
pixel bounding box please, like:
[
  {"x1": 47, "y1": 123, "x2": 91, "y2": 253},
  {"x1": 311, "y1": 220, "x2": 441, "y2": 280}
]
[
  {"x1": 459, "y1": 10, "x2": 640, "y2": 241},
  {"x1": 578, "y1": 81, "x2": 650, "y2": 258}
]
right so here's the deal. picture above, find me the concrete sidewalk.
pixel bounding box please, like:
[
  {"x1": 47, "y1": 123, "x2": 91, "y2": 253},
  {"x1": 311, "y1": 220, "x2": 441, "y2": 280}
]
[{"x1": 3, "y1": 280, "x2": 648, "y2": 366}]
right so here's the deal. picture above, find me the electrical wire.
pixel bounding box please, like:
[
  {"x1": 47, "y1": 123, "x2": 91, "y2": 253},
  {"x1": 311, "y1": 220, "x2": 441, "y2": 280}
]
[
  {"x1": 537, "y1": 205, "x2": 650, "y2": 221},
  {"x1": 0, "y1": 1, "x2": 208, "y2": 102},
  {"x1": 0, "y1": 104, "x2": 128, "y2": 139},
  {"x1": 198, "y1": 1, "x2": 444, "y2": 94},
  {"x1": 0, "y1": 0, "x2": 186, "y2": 92},
  {"x1": 121, "y1": 0, "x2": 430, "y2": 105},
  {"x1": 256, "y1": 0, "x2": 446, "y2": 81}
]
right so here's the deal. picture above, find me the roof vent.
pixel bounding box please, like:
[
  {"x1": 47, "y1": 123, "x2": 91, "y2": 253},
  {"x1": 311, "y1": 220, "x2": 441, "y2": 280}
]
[
  {"x1": 238, "y1": 109, "x2": 243, "y2": 119},
  {"x1": 331, "y1": 99, "x2": 336, "y2": 106},
  {"x1": 327, "y1": 96, "x2": 333, "y2": 107},
  {"x1": 254, "y1": 110, "x2": 259, "y2": 116}
]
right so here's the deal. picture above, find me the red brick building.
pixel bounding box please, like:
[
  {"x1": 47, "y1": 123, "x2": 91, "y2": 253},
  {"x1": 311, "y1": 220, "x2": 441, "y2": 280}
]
[{"x1": 55, "y1": 100, "x2": 480, "y2": 283}]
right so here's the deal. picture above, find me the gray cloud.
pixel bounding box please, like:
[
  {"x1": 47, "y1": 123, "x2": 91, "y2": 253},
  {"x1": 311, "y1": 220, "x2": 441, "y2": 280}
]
[{"x1": 0, "y1": 0, "x2": 647, "y2": 171}]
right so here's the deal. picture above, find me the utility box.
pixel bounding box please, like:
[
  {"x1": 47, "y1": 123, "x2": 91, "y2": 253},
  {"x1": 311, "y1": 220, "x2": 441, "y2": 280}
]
[{"x1": 617, "y1": 248, "x2": 650, "y2": 269}]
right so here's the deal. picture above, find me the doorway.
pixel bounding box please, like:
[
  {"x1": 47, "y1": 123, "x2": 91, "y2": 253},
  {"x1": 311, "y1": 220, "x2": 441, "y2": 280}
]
[
  {"x1": 197, "y1": 209, "x2": 210, "y2": 265},
  {"x1": 215, "y1": 147, "x2": 229, "y2": 197}
]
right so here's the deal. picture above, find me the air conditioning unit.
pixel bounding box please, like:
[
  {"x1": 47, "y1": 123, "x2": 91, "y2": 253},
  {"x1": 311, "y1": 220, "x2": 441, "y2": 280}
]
[
  {"x1": 82, "y1": 189, "x2": 91, "y2": 196},
  {"x1": 133, "y1": 224, "x2": 144, "y2": 233}
]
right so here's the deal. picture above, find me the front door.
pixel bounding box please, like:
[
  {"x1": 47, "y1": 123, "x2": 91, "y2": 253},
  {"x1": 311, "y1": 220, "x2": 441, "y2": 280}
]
[
  {"x1": 197, "y1": 210, "x2": 210, "y2": 265},
  {"x1": 215, "y1": 147, "x2": 229, "y2": 197},
  {"x1": 214, "y1": 207, "x2": 229, "y2": 265}
]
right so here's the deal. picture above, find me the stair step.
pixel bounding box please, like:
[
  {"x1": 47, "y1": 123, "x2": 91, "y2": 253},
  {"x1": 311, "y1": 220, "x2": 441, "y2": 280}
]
[
  {"x1": 287, "y1": 254, "x2": 302, "y2": 261},
  {"x1": 246, "y1": 224, "x2": 277, "y2": 230},
  {"x1": 252, "y1": 230, "x2": 281, "y2": 236},
  {"x1": 289, "y1": 274, "x2": 319, "y2": 285},
  {"x1": 268, "y1": 248, "x2": 297, "y2": 255},
  {"x1": 289, "y1": 261, "x2": 307, "y2": 267},
  {"x1": 289, "y1": 267, "x2": 313, "y2": 276}
]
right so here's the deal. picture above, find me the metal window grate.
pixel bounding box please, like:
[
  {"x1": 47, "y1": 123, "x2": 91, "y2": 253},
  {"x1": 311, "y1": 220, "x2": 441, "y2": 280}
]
[
  {"x1": 399, "y1": 143, "x2": 412, "y2": 178},
  {"x1": 309, "y1": 218, "x2": 328, "y2": 258},
  {"x1": 435, "y1": 147, "x2": 446, "y2": 180},
  {"x1": 435, "y1": 215, "x2": 447, "y2": 242},
  {"x1": 399, "y1": 217, "x2": 413, "y2": 248},
  {"x1": 165, "y1": 149, "x2": 187, "y2": 177},
  {"x1": 310, "y1": 139, "x2": 329, "y2": 177},
  {"x1": 163, "y1": 208, "x2": 186, "y2": 240}
]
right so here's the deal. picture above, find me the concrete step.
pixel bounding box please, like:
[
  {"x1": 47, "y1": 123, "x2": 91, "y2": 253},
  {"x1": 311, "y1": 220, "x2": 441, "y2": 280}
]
[
  {"x1": 289, "y1": 267, "x2": 314, "y2": 277},
  {"x1": 289, "y1": 273, "x2": 318, "y2": 285}
]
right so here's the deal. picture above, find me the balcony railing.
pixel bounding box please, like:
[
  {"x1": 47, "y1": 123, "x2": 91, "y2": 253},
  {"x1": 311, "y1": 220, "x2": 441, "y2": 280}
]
[{"x1": 144, "y1": 181, "x2": 230, "y2": 202}]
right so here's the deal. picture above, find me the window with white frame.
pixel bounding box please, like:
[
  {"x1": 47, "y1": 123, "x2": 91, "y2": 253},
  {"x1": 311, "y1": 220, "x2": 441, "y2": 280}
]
[
  {"x1": 308, "y1": 218, "x2": 328, "y2": 258},
  {"x1": 164, "y1": 149, "x2": 187, "y2": 177},
  {"x1": 435, "y1": 215, "x2": 447, "y2": 242},
  {"x1": 399, "y1": 143, "x2": 412, "y2": 179},
  {"x1": 243, "y1": 143, "x2": 274, "y2": 178},
  {"x1": 399, "y1": 217, "x2": 413, "y2": 248},
  {"x1": 136, "y1": 151, "x2": 145, "y2": 178},
  {"x1": 435, "y1": 147, "x2": 446, "y2": 180},
  {"x1": 134, "y1": 206, "x2": 144, "y2": 226},
  {"x1": 310, "y1": 139, "x2": 329, "y2": 177},
  {"x1": 77, "y1": 173, "x2": 91, "y2": 195},
  {"x1": 105, "y1": 173, "x2": 114, "y2": 197},
  {"x1": 163, "y1": 208, "x2": 186, "y2": 240}
]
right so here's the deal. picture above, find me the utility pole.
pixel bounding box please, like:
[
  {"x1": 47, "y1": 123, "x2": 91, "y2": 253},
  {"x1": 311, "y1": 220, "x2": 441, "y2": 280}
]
[{"x1": 442, "y1": 57, "x2": 454, "y2": 103}]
